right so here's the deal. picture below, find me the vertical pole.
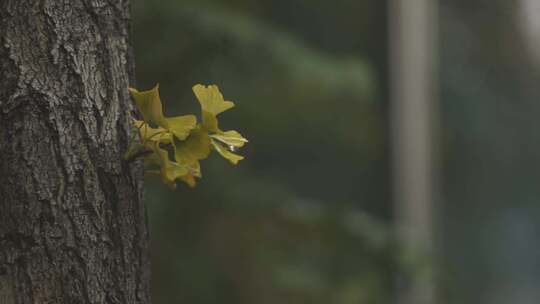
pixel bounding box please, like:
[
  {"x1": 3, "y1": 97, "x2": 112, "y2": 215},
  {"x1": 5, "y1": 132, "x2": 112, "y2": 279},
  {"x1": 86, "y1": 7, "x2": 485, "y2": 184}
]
[{"x1": 389, "y1": 0, "x2": 437, "y2": 303}]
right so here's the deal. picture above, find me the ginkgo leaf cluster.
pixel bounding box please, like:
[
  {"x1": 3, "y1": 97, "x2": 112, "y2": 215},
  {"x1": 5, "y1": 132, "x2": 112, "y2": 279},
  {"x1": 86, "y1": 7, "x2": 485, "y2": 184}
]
[{"x1": 124, "y1": 84, "x2": 248, "y2": 188}]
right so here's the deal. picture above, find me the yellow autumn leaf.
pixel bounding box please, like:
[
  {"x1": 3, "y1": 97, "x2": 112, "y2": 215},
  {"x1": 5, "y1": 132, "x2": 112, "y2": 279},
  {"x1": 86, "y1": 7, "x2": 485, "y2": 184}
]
[
  {"x1": 192, "y1": 84, "x2": 235, "y2": 116},
  {"x1": 191, "y1": 84, "x2": 247, "y2": 165},
  {"x1": 126, "y1": 83, "x2": 248, "y2": 188},
  {"x1": 177, "y1": 161, "x2": 200, "y2": 187},
  {"x1": 152, "y1": 142, "x2": 189, "y2": 189},
  {"x1": 211, "y1": 141, "x2": 244, "y2": 165},
  {"x1": 201, "y1": 111, "x2": 219, "y2": 132},
  {"x1": 163, "y1": 161, "x2": 189, "y2": 189},
  {"x1": 174, "y1": 127, "x2": 212, "y2": 165},
  {"x1": 165, "y1": 115, "x2": 197, "y2": 140},
  {"x1": 129, "y1": 84, "x2": 169, "y2": 128},
  {"x1": 192, "y1": 84, "x2": 235, "y2": 132},
  {"x1": 180, "y1": 174, "x2": 197, "y2": 188},
  {"x1": 134, "y1": 120, "x2": 173, "y2": 144},
  {"x1": 172, "y1": 127, "x2": 213, "y2": 187},
  {"x1": 210, "y1": 130, "x2": 248, "y2": 148}
]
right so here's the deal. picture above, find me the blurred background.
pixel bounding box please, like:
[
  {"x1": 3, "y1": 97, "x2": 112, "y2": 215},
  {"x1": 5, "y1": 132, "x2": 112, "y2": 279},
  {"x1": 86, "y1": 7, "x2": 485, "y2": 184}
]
[{"x1": 131, "y1": 1, "x2": 540, "y2": 303}]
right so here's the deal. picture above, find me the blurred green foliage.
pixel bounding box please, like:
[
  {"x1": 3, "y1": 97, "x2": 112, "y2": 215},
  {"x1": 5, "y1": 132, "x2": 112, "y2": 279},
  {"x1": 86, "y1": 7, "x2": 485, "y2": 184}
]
[
  {"x1": 132, "y1": 0, "x2": 395, "y2": 303},
  {"x1": 439, "y1": 2, "x2": 540, "y2": 303}
]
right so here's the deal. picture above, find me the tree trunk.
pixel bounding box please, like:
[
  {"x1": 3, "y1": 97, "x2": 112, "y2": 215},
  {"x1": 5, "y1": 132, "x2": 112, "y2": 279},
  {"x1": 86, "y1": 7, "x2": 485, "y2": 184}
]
[{"x1": 0, "y1": 1, "x2": 150, "y2": 303}]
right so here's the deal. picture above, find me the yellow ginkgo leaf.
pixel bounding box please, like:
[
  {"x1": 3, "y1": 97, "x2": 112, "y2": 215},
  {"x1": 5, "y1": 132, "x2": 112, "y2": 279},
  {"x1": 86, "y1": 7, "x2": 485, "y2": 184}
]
[
  {"x1": 126, "y1": 83, "x2": 247, "y2": 189},
  {"x1": 201, "y1": 111, "x2": 219, "y2": 132},
  {"x1": 134, "y1": 120, "x2": 172, "y2": 144},
  {"x1": 211, "y1": 140, "x2": 244, "y2": 165},
  {"x1": 180, "y1": 174, "x2": 197, "y2": 188},
  {"x1": 129, "y1": 84, "x2": 169, "y2": 128},
  {"x1": 174, "y1": 127, "x2": 212, "y2": 165},
  {"x1": 177, "y1": 160, "x2": 201, "y2": 187},
  {"x1": 172, "y1": 127, "x2": 212, "y2": 186},
  {"x1": 183, "y1": 159, "x2": 202, "y2": 178},
  {"x1": 193, "y1": 84, "x2": 235, "y2": 132},
  {"x1": 163, "y1": 161, "x2": 189, "y2": 189},
  {"x1": 152, "y1": 142, "x2": 189, "y2": 188},
  {"x1": 165, "y1": 115, "x2": 197, "y2": 140},
  {"x1": 193, "y1": 84, "x2": 235, "y2": 116},
  {"x1": 210, "y1": 130, "x2": 248, "y2": 148}
]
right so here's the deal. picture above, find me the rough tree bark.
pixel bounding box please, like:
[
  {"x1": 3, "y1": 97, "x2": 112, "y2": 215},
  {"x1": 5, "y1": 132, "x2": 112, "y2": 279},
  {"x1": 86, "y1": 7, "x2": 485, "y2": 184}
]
[{"x1": 0, "y1": 1, "x2": 150, "y2": 303}]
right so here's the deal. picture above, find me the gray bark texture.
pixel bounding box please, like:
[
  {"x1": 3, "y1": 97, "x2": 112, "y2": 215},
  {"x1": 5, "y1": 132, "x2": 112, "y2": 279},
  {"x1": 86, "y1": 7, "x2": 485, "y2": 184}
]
[{"x1": 0, "y1": 1, "x2": 150, "y2": 303}]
